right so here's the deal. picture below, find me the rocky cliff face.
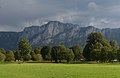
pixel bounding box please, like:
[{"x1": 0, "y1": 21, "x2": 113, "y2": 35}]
[
  {"x1": 0, "y1": 32, "x2": 21, "y2": 50},
  {"x1": 0, "y1": 21, "x2": 120, "y2": 50}
]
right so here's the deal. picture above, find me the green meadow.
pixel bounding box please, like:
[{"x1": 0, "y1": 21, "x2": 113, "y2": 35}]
[{"x1": 0, "y1": 63, "x2": 120, "y2": 78}]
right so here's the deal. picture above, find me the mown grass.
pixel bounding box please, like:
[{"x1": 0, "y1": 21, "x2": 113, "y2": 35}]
[{"x1": 0, "y1": 63, "x2": 120, "y2": 78}]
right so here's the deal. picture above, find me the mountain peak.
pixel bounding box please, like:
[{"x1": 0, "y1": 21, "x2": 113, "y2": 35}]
[
  {"x1": 47, "y1": 21, "x2": 63, "y2": 24},
  {"x1": 87, "y1": 26, "x2": 95, "y2": 28},
  {"x1": 46, "y1": 21, "x2": 63, "y2": 25}
]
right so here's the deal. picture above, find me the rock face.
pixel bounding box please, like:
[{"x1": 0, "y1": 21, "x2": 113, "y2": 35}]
[
  {"x1": 1, "y1": 21, "x2": 120, "y2": 50},
  {"x1": 0, "y1": 32, "x2": 21, "y2": 50}
]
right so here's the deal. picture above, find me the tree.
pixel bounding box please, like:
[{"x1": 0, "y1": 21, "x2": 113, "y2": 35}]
[
  {"x1": 51, "y1": 46, "x2": 60, "y2": 63},
  {"x1": 90, "y1": 42, "x2": 102, "y2": 61},
  {"x1": 51, "y1": 45, "x2": 74, "y2": 63},
  {"x1": 34, "y1": 47, "x2": 41, "y2": 54},
  {"x1": 18, "y1": 38, "x2": 32, "y2": 61},
  {"x1": 70, "y1": 44, "x2": 83, "y2": 61},
  {"x1": 51, "y1": 45, "x2": 67, "y2": 62},
  {"x1": 83, "y1": 44, "x2": 91, "y2": 60},
  {"x1": 99, "y1": 46, "x2": 111, "y2": 62},
  {"x1": 110, "y1": 40, "x2": 118, "y2": 49},
  {"x1": 31, "y1": 52, "x2": 42, "y2": 61},
  {"x1": 83, "y1": 32, "x2": 104, "y2": 60},
  {"x1": 6, "y1": 50, "x2": 15, "y2": 61},
  {"x1": 65, "y1": 48, "x2": 75, "y2": 62},
  {"x1": 109, "y1": 40, "x2": 118, "y2": 61},
  {"x1": 57, "y1": 45, "x2": 67, "y2": 62},
  {"x1": 91, "y1": 50, "x2": 100, "y2": 61},
  {"x1": 83, "y1": 32, "x2": 113, "y2": 62},
  {"x1": 14, "y1": 50, "x2": 21, "y2": 61},
  {"x1": 41, "y1": 46, "x2": 51, "y2": 60},
  {"x1": 107, "y1": 50, "x2": 115, "y2": 62},
  {"x1": 0, "y1": 48, "x2": 6, "y2": 62},
  {"x1": 117, "y1": 48, "x2": 120, "y2": 62},
  {"x1": 0, "y1": 48, "x2": 6, "y2": 54},
  {"x1": 31, "y1": 47, "x2": 42, "y2": 61},
  {"x1": 0, "y1": 52, "x2": 6, "y2": 62}
]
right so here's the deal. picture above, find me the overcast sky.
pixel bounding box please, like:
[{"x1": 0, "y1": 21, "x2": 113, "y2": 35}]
[{"x1": 0, "y1": 0, "x2": 120, "y2": 31}]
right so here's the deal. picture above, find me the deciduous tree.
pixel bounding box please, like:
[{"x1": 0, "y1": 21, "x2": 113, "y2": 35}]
[{"x1": 18, "y1": 38, "x2": 32, "y2": 61}]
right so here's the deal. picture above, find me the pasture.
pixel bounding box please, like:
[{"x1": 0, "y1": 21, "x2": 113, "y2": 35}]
[{"x1": 0, "y1": 63, "x2": 120, "y2": 78}]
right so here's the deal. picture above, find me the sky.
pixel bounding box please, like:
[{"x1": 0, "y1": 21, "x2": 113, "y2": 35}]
[{"x1": 0, "y1": 0, "x2": 120, "y2": 31}]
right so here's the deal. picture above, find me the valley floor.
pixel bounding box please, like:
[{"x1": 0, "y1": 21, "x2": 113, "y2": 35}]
[{"x1": 0, "y1": 63, "x2": 120, "y2": 78}]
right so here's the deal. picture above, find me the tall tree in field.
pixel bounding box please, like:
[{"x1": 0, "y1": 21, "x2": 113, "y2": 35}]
[
  {"x1": 18, "y1": 38, "x2": 32, "y2": 61},
  {"x1": 83, "y1": 32, "x2": 104, "y2": 60},
  {"x1": 6, "y1": 50, "x2": 15, "y2": 61},
  {"x1": 83, "y1": 32, "x2": 112, "y2": 62},
  {"x1": 51, "y1": 46, "x2": 60, "y2": 63},
  {"x1": 57, "y1": 45, "x2": 67, "y2": 62},
  {"x1": 70, "y1": 44, "x2": 83, "y2": 61},
  {"x1": 41, "y1": 46, "x2": 51, "y2": 60}
]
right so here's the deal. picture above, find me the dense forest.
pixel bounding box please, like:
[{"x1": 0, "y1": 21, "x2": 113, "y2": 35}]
[{"x1": 0, "y1": 32, "x2": 120, "y2": 63}]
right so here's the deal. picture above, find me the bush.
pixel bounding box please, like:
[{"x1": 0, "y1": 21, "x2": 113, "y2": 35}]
[
  {"x1": 6, "y1": 50, "x2": 15, "y2": 61},
  {"x1": 22, "y1": 54, "x2": 31, "y2": 61},
  {"x1": 32, "y1": 53, "x2": 42, "y2": 62}
]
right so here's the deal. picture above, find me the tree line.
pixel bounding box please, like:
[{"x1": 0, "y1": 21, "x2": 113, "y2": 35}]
[
  {"x1": 0, "y1": 38, "x2": 83, "y2": 63},
  {"x1": 0, "y1": 32, "x2": 120, "y2": 63}
]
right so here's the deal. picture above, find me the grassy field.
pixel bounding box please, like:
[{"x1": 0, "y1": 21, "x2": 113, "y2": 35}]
[{"x1": 0, "y1": 63, "x2": 120, "y2": 78}]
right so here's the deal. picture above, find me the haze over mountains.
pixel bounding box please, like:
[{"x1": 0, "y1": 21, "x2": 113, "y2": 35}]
[{"x1": 0, "y1": 21, "x2": 120, "y2": 50}]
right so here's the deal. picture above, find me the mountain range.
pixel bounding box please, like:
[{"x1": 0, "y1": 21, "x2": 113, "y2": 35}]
[{"x1": 0, "y1": 21, "x2": 120, "y2": 50}]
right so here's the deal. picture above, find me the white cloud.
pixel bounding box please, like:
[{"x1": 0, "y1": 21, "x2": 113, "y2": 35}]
[
  {"x1": 0, "y1": 0, "x2": 120, "y2": 31},
  {"x1": 87, "y1": 17, "x2": 120, "y2": 28},
  {"x1": 22, "y1": 10, "x2": 84, "y2": 27},
  {"x1": 88, "y1": 2, "x2": 99, "y2": 11}
]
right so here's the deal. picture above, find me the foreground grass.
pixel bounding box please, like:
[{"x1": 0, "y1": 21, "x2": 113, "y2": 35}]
[{"x1": 0, "y1": 63, "x2": 120, "y2": 78}]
